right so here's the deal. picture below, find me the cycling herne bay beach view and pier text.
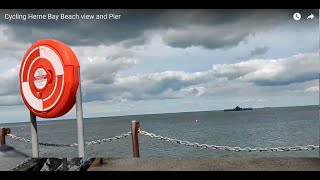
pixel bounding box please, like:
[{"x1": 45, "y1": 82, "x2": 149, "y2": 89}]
[{"x1": 0, "y1": 9, "x2": 319, "y2": 171}]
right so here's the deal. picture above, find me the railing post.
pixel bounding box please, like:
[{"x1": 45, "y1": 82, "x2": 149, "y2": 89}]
[
  {"x1": 30, "y1": 111, "x2": 39, "y2": 157},
  {"x1": 0, "y1": 127, "x2": 11, "y2": 145},
  {"x1": 76, "y1": 66, "x2": 85, "y2": 158},
  {"x1": 131, "y1": 120, "x2": 140, "y2": 157}
]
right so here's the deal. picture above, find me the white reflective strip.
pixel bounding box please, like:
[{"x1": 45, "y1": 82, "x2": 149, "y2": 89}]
[
  {"x1": 21, "y1": 47, "x2": 39, "y2": 81},
  {"x1": 43, "y1": 75, "x2": 64, "y2": 111},
  {"x1": 26, "y1": 57, "x2": 41, "y2": 81},
  {"x1": 22, "y1": 82, "x2": 43, "y2": 111},
  {"x1": 43, "y1": 76, "x2": 58, "y2": 101},
  {"x1": 39, "y1": 46, "x2": 64, "y2": 75}
]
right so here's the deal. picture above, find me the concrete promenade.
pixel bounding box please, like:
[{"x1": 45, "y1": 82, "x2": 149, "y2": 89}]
[{"x1": 88, "y1": 157, "x2": 320, "y2": 171}]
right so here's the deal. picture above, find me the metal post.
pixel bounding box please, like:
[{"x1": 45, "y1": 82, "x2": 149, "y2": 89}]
[
  {"x1": 0, "y1": 127, "x2": 11, "y2": 145},
  {"x1": 131, "y1": 120, "x2": 140, "y2": 157},
  {"x1": 62, "y1": 158, "x2": 68, "y2": 171},
  {"x1": 30, "y1": 111, "x2": 39, "y2": 157},
  {"x1": 76, "y1": 66, "x2": 85, "y2": 158}
]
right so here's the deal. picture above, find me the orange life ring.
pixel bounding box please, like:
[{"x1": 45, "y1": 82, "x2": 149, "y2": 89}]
[{"x1": 19, "y1": 39, "x2": 79, "y2": 118}]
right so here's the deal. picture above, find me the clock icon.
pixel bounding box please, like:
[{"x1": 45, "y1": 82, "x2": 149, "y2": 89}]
[{"x1": 293, "y1": 13, "x2": 301, "y2": 21}]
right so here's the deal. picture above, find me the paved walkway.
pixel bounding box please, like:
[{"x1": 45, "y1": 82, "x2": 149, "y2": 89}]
[
  {"x1": 88, "y1": 157, "x2": 320, "y2": 171},
  {"x1": 0, "y1": 145, "x2": 29, "y2": 171}
]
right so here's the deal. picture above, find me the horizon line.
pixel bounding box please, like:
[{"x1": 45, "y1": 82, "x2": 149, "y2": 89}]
[{"x1": 0, "y1": 104, "x2": 318, "y2": 125}]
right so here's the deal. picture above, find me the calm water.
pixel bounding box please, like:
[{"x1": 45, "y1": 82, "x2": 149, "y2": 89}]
[{"x1": 2, "y1": 106, "x2": 319, "y2": 157}]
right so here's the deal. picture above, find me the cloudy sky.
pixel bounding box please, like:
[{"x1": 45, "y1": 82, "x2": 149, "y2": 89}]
[{"x1": 0, "y1": 9, "x2": 319, "y2": 123}]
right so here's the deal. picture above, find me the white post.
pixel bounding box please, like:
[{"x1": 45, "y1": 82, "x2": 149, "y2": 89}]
[
  {"x1": 30, "y1": 111, "x2": 39, "y2": 157},
  {"x1": 76, "y1": 67, "x2": 85, "y2": 157}
]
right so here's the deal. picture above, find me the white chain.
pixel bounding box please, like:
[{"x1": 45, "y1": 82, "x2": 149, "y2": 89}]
[
  {"x1": 83, "y1": 132, "x2": 132, "y2": 146},
  {"x1": 7, "y1": 131, "x2": 320, "y2": 152},
  {"x1": 6, "y1": 132, "x2": 132, "y2": 147},
  {"x1": 139, "y1": 130, "x2": 320, "y2": 152}
]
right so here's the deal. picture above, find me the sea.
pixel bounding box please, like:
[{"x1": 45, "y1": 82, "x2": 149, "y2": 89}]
[{"x1": 2, "y1": 105, "x2": 319, "y2": 158}]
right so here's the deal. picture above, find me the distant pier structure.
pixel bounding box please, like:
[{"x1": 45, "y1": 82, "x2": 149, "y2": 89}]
[{"x1": 224, "y1": 106, "x2": 253, "y2": 112}]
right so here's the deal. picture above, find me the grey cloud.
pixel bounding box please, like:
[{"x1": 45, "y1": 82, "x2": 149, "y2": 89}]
[
  {"x1": 0, "y1": 49, "x2": 316, "y2": 106},
  {"x1": 71, "y1": 45, "x2": 138, "y2": 85},
  {"x1": 120, "y1": 36, "x2": 149, "y2": 48},
  {"x1": 0, "y1": 70, "x2": 19, "y2": 96},
  {"x1": 305, "y1": 86, "x2": 319, "y2": 92},
  {"x1": 0, "y1": 8, "x2": 318, "y2": 106},
  {"x1": 191, "y1": 88, "x2": 200, "y2": 96},
  {"x1": 252, "y1": 75, "x2": 317, "y2": 86},
  {"x1": 0, "y1": 95, "x2": 22, "y2": 106},
  {"x1": 161, "y1": 9, "x2": 318, "y2": 49},
  {"x1": 122, "y1": 71, "x2": 213, "y2": 96},
  {"x1": 1, "y1": 9, "x2": 313, "y2": 49},
  {"x1": 179, "y1": 87, "x2": 206, "y2": 97},
  {"x1": 162, "y1": 25, "x2": 249, "y2": 49},
  {"x1": 0, "y1": 67, "x2": 22, "y2": 105},
  {"x1": 0, "y1": 9, "x2": 163, "y2": 47},
  {"x1": 82, "y1": 59, "x2": 137, "y2": 84},
  {"x1": 255, "y1": 79, "x2": 319, "y2": 95},
  {"x1": 182, "y1": 79, "x2": 319, "y2": 99},
  {"x1": 0, "y1": 25, "x2": 29, "y2": 62},
  {"x1": 81, "y1": 71, "x2": 214, "y2": 102},
  {"x1": 213, "y1": 53, "x2": 319, "y2": 86},
  {"x1": 161, "y1": 10, "x2": 294, "y2": 49},
  {"x1": 0, "y1": 42, "x2": 139, "y2": 105},
  {"x1": 250, "y1": 46, "x2": 269, "y2": 56},
  {"x1": 80, "y1": 52, "x2": 319, "y2": 103}
]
